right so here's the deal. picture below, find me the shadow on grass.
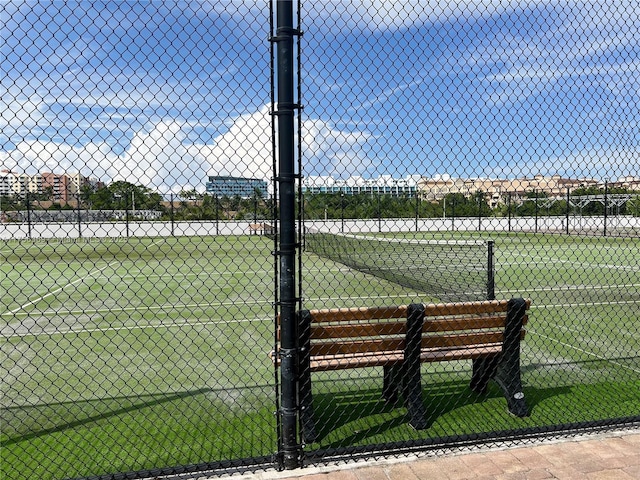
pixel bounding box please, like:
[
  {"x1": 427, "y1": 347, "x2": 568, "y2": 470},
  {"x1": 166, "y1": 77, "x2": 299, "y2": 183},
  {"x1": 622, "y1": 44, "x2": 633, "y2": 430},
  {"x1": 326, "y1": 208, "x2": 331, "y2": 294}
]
[
  {"x1": 310, "y1": 380, "x2": 573, "y2": 447},
  {"x1": 1, "y1": 388, "x2": 212, "y2": 446}
]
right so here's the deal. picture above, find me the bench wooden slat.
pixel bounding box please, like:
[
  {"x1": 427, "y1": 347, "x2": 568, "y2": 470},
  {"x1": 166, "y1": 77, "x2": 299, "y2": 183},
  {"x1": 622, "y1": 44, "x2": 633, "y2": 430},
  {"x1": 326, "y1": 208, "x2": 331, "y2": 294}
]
[
  {"x1": 308, "y1": 305, "x2": 408, "y2": 323},
  {"x1": 309, "y1": 330, "x2": 526, "y2": 359},
  {"x1": 309, "y1": 338, "x2": 405, "y2": 356},
  {"x1": 421, "y1": 331, "x2": 504, "y2": 349},
  {"x1": 310, "y1": 351, "x2": 405, "y2": 371},
  {"x1": 423, "y1": 314, "x2": 507, "y2": 331},
  {"x1": 422, "y1": 299, "x2": 531, "y2": 316},
  {"x1": 418, "y1": 344, "x2": 502, "y2": 362},
  {"x1": 311, "y1": 321, "x2": 407, "y2": 339},
  {"x1": 422, "y1": 329, "x2": 526, "y2": 349},
  {"x1": 308, "y1": 344, "x2": 506, "y2": 371}
]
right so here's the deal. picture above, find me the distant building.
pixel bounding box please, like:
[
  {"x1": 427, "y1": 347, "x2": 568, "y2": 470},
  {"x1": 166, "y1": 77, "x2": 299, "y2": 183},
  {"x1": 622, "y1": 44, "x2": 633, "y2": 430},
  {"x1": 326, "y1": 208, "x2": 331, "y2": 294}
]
[
  {"x1": 206, "y1": 176, "x2": 268, "y2": 198},
  {"x1": 419, "y1": 175, "x2": 600, "y2": 207},
  {"x1": 0, "y1": 170, "x2": 102, "y2": 206},
  {"x1": 302, "y1": 175, "x2": 419, "y2": 197}
]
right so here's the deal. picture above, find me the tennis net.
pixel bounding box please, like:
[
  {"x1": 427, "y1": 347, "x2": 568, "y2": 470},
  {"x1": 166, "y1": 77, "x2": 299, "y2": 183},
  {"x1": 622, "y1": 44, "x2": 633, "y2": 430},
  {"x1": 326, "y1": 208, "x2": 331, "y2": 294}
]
[{"x1": 305, "y1": 231, "x2": 495, "y2": 302}]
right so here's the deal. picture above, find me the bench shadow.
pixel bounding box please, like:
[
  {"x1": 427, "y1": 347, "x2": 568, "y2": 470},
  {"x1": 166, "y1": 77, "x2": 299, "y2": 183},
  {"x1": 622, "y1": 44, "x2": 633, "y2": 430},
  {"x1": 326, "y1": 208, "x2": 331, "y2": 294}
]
[
  {"x1": 1, "y1": 388, "x2": 212, "y2": 446},
  {"x1": 310, "y1": 380, "x2": 572, "y2": 446}
]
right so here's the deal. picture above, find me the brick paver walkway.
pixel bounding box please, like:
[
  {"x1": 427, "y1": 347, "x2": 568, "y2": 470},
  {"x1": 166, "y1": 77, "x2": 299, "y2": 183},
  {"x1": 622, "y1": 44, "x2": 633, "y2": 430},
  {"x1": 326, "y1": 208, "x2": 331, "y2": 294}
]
[{"x1": 215, "y1": 430, "x2": 639, "y2": 480}]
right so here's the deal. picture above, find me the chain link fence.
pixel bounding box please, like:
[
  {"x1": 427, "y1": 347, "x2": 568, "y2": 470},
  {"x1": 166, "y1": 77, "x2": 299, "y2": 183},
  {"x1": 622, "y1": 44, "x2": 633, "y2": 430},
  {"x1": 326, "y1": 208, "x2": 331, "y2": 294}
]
[{"x1": 1, "y1": 1, "x2": 639, "y2": 479}]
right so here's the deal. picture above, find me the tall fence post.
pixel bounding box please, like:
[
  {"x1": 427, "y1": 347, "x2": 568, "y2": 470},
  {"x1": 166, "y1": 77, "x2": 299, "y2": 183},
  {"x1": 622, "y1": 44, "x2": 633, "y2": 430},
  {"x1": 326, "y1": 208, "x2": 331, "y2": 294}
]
[{"x1": 273, "y1": 0, "x2": 301, "y2": 469}]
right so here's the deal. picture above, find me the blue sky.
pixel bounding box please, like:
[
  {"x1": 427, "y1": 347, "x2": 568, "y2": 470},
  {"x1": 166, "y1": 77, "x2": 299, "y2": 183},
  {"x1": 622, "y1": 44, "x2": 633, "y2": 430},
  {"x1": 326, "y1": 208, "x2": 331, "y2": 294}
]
[{"x1": 1, "y1": 0, "x2": 639, "y2": 193}]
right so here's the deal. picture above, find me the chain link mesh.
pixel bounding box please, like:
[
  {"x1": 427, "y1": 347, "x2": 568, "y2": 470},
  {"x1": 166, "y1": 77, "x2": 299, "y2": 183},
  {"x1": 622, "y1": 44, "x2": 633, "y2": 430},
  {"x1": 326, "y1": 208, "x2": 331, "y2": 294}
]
[{"x1": 1, "y1": 1, "x2": 638, "y2": 478}]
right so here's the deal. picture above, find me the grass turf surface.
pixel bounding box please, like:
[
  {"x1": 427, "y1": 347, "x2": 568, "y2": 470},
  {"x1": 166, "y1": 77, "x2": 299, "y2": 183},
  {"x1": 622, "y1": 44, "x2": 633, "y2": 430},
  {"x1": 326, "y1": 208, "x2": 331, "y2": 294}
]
[{"x1": 1, "y1": 232, "x2": 638, "y2": 479}]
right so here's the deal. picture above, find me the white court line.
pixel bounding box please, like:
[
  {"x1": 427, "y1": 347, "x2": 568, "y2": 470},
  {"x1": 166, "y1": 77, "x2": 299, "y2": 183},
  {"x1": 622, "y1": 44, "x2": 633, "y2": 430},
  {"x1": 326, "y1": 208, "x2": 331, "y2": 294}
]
[
  {"x1": 5, "y1": 296, "x2": 638, "y2": 367},
  {"x1": 528, "y1": 300, "x2": 639, "y2": 309},
  {"x1": 1, "y1": 316, "x2": 272, "y2": 339},
  {"x1": 526, "y1": 329, "x2": 640, "y2": 374},
  {"x1": 2, "y1": 301, "x2": 273, "y2": 318},
  {"x1": 7, "y1": 239, "x2": 165, "y2": 315},
  {"x1": 501, "y1": 284, "x2": 640, "y2": 294},
  {"x1": 6, "y1": 297, "x2": 632, "y2": 321},
  {"x1": 7, "y1": 261, "x2": 121, "y2": 315},
  {"x1": 506, "y1": 251, "x2": 640, "y2": 272}
]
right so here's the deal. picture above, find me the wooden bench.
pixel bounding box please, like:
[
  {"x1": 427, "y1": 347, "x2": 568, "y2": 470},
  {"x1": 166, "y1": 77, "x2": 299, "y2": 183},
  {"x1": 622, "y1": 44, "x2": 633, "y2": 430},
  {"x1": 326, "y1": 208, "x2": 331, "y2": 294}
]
[{"x1": 274, "y1": 297, "x2": 530, "y2": 443}]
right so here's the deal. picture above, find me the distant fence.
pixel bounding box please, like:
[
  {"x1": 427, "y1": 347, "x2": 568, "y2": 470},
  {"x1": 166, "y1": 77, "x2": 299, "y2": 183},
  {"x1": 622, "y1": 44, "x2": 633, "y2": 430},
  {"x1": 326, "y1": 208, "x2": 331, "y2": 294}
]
[
  {"x1": 1, "y1": 209, "x2": 162, "y2": 223},
  {"x1": 0, "y1": 220, "x2": 267, "y2": 240},
  {"x1": 3, "y1": 216, "x2": 638, "y2": 241}
]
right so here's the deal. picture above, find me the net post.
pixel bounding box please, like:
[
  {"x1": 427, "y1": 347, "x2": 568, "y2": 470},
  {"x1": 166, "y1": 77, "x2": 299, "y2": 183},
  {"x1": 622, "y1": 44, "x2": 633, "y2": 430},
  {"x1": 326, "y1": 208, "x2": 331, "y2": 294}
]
[{"x1": 487, "y1": 240, "x2": 495, "y2": 300}]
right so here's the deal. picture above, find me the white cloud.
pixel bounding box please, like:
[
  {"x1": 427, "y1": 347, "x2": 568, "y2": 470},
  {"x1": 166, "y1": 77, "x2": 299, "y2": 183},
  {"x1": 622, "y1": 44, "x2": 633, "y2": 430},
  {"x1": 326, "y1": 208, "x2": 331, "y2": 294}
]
[
  {"x1": 532, "y1": 147, "x2": 640, "y2": 179},
  {"x1": 304, "y1": 0, "x2": 561, "y2": 32},
  {"x1": 194, "y1": 106, "x2": 273, "y2": 182},
  {"x1": 1, "y1": 105, "x2": 374, "y2": 193}
]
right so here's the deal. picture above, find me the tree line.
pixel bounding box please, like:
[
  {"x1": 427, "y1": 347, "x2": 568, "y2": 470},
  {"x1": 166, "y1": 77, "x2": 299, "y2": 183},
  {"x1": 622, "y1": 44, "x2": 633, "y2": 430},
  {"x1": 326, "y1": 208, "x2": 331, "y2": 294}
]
[{"x1": 3, "y1": 182, "x2": 638, "y2": 220}]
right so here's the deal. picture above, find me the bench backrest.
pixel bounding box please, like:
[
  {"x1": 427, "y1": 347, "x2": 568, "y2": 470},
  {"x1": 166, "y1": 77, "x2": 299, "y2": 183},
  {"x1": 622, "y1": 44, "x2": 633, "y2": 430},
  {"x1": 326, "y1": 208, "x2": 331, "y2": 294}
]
[{"x1": 298, "y1": 299, "x2": 529, "y2": 362}]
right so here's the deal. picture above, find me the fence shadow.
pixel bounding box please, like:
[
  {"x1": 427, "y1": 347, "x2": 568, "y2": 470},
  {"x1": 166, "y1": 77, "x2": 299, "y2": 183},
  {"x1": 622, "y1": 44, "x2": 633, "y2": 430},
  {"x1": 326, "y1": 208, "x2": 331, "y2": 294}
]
[{"x1": 1, "y1": 388, "x2": 212, "y2": 446}]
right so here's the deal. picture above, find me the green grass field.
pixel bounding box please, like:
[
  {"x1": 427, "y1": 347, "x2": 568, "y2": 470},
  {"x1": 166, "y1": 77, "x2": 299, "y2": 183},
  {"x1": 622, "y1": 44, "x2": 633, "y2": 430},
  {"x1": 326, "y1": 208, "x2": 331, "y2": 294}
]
[{"x1": 1, "y1": 232, "x2": 638, "y2": 479}]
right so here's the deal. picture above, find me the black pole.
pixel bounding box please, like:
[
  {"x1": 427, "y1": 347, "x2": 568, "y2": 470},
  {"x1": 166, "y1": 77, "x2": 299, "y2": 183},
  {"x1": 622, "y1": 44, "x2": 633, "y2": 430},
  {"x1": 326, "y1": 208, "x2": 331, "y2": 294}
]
[
  {"x1": 26, "y1": 191, "x2": 32, "y2": 239},
  {"x1": 565, "y1": 187, "x2": 570, "y2": 235},
  {"x1": 341, "y1": 192, "x2": 344, "y2": 232},
  {"x1": 603, "y1": 179, "x2": 608, "y2": 237},
  {"x1": 215, "y1": 195, "x2": 219, "y2": 235},
  {"x1": 487, "y1": 240, "x2": 495, "y2": 300},
  {"x1": 77, "y1": 193, "x2": 82, "y2": 238},
  {"x1": 170, "y1": 193, "x2": 175, "y2": 236},
  {"x1": 254, "y1": 194, "x2": 258, "y2": 231},
  {"x1": 275, "y1": 0, "x2": 301, "y2": 469},
  {"x1": 378, "y1": 193, "x2": 381, "y2": 232},
  {"x1": 451, "y1": 198, "x2": 455, "y2": 231},
  {"x1": 415, "y1": 191, "x2": 419, "y2": 232},
  {"x1": 508, "y1": 192, "x2": 512, "y2": 232},
  {"x1": 533, "y1": 190, "x2": 538, "y2": 233},
  {"x1": 125, "y1": 192, "x2": 130, "y2": 238}
]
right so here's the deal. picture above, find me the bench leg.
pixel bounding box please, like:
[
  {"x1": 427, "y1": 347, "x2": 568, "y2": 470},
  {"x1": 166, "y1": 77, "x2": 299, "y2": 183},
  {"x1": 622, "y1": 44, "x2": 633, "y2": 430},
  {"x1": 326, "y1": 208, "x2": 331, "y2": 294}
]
[
  {"x1": 470, "y1": 356, "x2": 500, "y2": 395},
  {"x1": 405, "y1": 303, "x2": 428, "y2": 430},
  {"x1": 299, "y1": 373, "x2": 318, "y2": 443},
  {"x1": 383, "y1": 364, "x2": 402, "y2": 405},
  {"x1": 494, "y1": 298, "x2": 529, "y2": 417},
  {"x1": 298, "y1": 310, "x2": 318, "y2": 443}
]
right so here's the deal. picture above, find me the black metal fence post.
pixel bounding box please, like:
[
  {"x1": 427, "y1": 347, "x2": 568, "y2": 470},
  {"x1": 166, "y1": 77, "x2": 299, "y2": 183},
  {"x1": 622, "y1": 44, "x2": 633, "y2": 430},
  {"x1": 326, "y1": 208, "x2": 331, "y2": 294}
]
[{"x1": 274, "y1": 0, "x2": 301, "y2": 469}]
